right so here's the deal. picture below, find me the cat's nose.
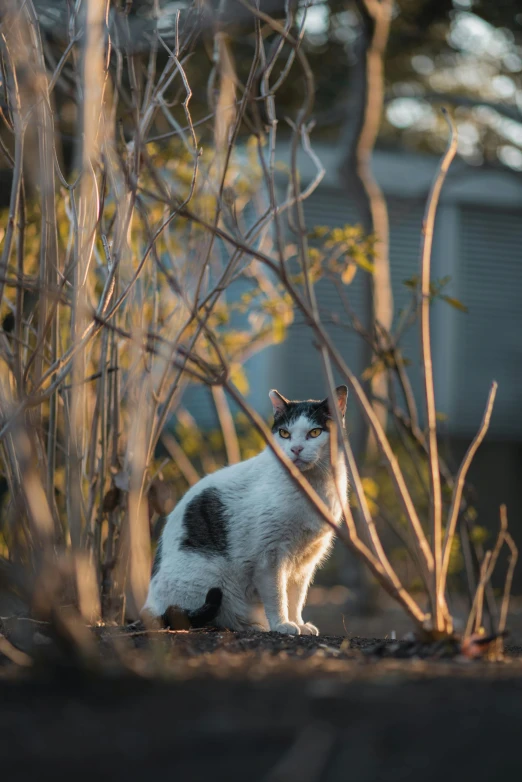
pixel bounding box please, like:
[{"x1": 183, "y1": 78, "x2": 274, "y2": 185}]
[{"x1": 291, "y1": 445, "x2": 303, "y2": 455}]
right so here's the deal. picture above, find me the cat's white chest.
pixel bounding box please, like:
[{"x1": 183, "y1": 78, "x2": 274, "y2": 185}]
[
  {"x1": 278, "y1": 477, "x2": 341, "y2": 540},
  {"x1": 295, "y1": 470, "x2": 342, "y2": 515}
]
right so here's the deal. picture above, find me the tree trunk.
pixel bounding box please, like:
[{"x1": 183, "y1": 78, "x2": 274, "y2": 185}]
[
  {"x1": 339, "y1": 0, "x2": 394, "y2": 452},
  {"x1": 337, "y1": 0, "x2": 394, "y2": 605}
]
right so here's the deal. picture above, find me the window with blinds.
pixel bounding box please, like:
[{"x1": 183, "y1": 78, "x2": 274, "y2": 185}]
[
  {"x1": 451, "y1": 205, "x2": 522, "y2": 438},
  {"x1": 278, "y1": 194, "x2": 365, "y2": 401},
  {"x1": 278, "y1": 189, "x2": 425, "y2": 414}
]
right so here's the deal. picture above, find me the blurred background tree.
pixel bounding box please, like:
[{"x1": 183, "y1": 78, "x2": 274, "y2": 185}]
[{"x1": 24, "y1": 1, "x2": 522, "y2": 168}]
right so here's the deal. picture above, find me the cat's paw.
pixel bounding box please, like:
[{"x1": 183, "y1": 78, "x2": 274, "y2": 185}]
[
  {"x1": 273, "y1": 621, "x2": 301, "y2": 635},
  {"x1": 298, "y1": 622, "x2": 319, "y2": 636}
]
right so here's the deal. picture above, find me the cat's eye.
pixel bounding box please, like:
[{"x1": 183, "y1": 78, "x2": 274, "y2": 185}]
[
  {"x1": 279, "y1": 429, "x2": 290, "y2": 439},
  {"x1": 308, "y1": 428, "x2": 322, "y2": 438}
]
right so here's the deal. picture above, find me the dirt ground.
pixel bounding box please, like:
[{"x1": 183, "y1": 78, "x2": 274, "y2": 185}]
[
  {"x1": 2, "y1": 619, "x2": 522, "y2": 782},
  {"x1": 304, "y1": 588, "x2": 522, "y2": 644}
]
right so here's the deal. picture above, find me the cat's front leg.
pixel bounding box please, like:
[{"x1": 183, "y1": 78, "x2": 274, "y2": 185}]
[
  {"x1": 256, "y1": 555, "x2": 300, "y2": 635},
  {"x1": 287, "y1": 566, "x2": 319, "y2": 636}
]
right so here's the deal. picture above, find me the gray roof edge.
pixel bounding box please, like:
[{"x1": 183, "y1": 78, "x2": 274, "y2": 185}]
[{"x1": 271, "y1": 142, "x2": 522, "y2": 209}]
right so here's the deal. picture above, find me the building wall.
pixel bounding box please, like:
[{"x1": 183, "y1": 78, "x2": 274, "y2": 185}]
[
  {"x1": 270, "y1": 146, "x2": 522, "y2": 441},
  {"x1": 181, "y1": 146, "x2": 522, "y2": 442},
  {"x1": 450, "y1": 205, "x2": 522, "y2": 438}
]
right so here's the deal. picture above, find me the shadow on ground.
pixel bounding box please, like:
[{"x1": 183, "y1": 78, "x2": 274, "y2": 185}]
[{"x1": 1, "y1": 623, "x2": 522, "y2": 781}]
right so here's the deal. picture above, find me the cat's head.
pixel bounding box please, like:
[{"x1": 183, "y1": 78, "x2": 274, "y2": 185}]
[{"x1": 268, "y1": 386, "x2": 348, "y2": 472}]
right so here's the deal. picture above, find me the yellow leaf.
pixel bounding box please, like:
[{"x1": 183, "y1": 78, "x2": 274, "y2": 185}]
[
  {"x1": 230, "y1": 363, "x2": 249, "y2": 395},
  {"x1": 272, "y1": 314, "x2": 287, "y2": 344},
  {"x1": 311, "y1": 225, "x2": 329, "y2": 238},
  {"x1": 353, "y1": 255, "x2": 374, "y2": 274},
  {"x1": 469, "y1": 525, "x2": 488, "y2": 545},
  {"x1": 362, "y1": 476, "x2": 379, "y2": 499},
  {"x1": 441, "y1": 295, "x2": 468, "y2": 313},
  {"x1": 367, "y1": 498, "x2": 379, "y2": 517},
  {"x1": 361, "y1": 360, "x2": 385, "y2": 381},
  {"x1": 466, "y1": 506, "x2": 478, "y2": 523},
  {"x1": 341, "y1": 263, "x2": 357, "y2": 285}
]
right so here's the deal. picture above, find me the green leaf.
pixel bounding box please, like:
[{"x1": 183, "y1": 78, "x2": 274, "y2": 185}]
[
  {"x1": 310, "y1": 225, "x2": 329, "y2": 238},
  {"x1": 465, "y1": 506, "x2": 478, "y2": 523},
  {"x1": 469, "y1": 525, "x2": 488, "y2": 545},
  {"x1": 441, "y1": 295, "x2": 468, "y2": 313},
  {"x1": 230, "y1": 363, "x2": 250, "y2": 395}
]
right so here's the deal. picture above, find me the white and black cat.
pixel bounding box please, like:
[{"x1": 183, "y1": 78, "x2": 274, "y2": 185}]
[{"x1": 142, "y1": 386, "x2": 349, "y2": 635}]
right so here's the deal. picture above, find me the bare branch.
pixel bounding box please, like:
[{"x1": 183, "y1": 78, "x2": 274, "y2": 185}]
[
  {"x1": 211, "y1": 385, "x2": 241, "y2": 465},
  {"x1": 419, "y1": 107, "x2": 458, "y2": 632},
  {"x1": 440, "y1": 382, "x2": 498, "y2": 597}
]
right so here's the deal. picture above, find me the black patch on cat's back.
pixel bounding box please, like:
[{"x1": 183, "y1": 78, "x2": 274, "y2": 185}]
[{"x1": 181, "y1": 488, "x2": 229, "y2": 556}]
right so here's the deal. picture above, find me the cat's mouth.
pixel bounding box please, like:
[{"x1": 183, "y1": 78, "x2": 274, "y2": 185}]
[{"x1": 293, "y1": 457, "x2": 310, "y2": 470}]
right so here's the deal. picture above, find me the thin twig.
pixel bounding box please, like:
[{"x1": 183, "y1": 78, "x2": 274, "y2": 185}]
[
  {"x1": 0, "y1": 634, "x2": 33, "y2": 667},
  {"x1": 497, "y1": 511, "x2": 518, "y2": 657},
  {"x1": 440, "y1": 382, "x2": 497, "y2": 595},
  {"x1": 419, "y1": 107, "x2": 458, "y2": 632},
  {"x1": 211, "y1": 385, "x2": 241, "y2": 464}
]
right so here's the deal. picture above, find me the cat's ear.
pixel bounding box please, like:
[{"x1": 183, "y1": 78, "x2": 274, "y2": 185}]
[
  {"x1": 320, "y1": 385, "x2": 348, "y2": 418},
  {"x1": 269, "y1": 389, "x2": 289, "y2": 415},
  {"x1": 335, "y1": 385, "x2": 348, "y2": 417}
]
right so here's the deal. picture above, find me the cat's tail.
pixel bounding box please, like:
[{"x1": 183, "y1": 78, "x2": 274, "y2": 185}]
[
  {"x1": 162, "y1": 587, "x2": 223, "y2": 630},
  {"x1": 185, "y1": 587, "x2": 223, "y2": 628}
]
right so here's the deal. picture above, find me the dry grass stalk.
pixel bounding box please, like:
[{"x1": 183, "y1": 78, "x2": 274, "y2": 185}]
[
  {"x1": 464, "y1": 505, "x2": 518, "y2": 654},
  {"x1": 497, "y1": 508, "x2": 518, "y2": 657},
  {"x1": 440, "y1": 382, "x2": 498, "y2": 596}
]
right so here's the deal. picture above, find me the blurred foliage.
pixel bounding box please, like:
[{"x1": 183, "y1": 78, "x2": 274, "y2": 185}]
[
  {"x1": 26, "y1": 0, "x2": 522, "y2": 173},
  {"x1": 3, "y1": 139, "x2": 473, "y2": 594},
  {"x1": 0, "y1": 126, "x2": 377, "y2": 561},
  {"x1": 361, "y1": 273, "x2": 468, "y2": 382},
  {"x1": 0, "y1": 135, "x2": 298, "y2": 390},
  {"x1": 359, "y1": 437, "x2": 488, "y2": 589},
  {"x1": 1, "y1": 122, "x2": 478, "y2": 599},
  {"x1": 286, "y1": 0, "x2": 522, "y2": 167}
]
